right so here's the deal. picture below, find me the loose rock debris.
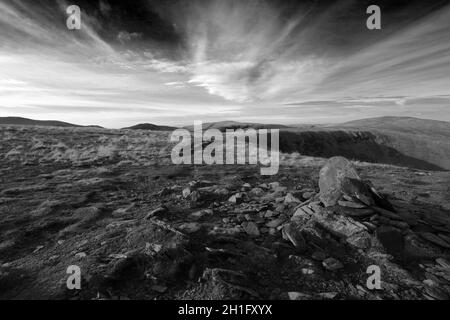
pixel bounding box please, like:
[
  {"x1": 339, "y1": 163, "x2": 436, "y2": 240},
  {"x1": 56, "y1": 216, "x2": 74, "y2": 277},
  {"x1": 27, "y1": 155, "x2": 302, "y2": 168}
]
[{"x1": 0, "y1": 126, "x2": 450, "y2": 300}]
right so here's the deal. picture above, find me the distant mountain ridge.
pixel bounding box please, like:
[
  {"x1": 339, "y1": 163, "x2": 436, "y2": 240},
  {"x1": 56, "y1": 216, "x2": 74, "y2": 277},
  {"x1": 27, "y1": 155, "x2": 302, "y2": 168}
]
[
  {"x1": 184, "y1": 120, "x2": 290, "y2": 131},
  {"x1": 337, "y1": 116, "x2": 450, "y2": 138},
  {"x1": 0, "y1": 117, "x2": 101, "y2": 128},
  {"x1": 123, "y1": 123, "x2": 178, "y2": 131}
]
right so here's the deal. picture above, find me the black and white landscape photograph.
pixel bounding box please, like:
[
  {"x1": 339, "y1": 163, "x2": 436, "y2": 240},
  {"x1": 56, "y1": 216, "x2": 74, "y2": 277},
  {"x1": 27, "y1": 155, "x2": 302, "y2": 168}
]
[{"x1": 1, "y1": 0, "x2": 450, "y2": 304}]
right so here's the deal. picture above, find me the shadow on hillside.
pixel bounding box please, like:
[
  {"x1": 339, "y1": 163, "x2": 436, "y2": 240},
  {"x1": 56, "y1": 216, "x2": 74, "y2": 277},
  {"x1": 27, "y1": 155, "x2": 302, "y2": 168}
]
[{"x1": 278, "y1": 131, "x2": 445, "y2": 171}]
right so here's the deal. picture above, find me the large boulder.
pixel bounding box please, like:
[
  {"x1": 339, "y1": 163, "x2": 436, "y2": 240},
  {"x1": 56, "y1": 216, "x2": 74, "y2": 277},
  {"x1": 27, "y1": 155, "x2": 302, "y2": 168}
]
[
  {"x1": 319, "y1": 156, "x2": 396, "y2": 212},
  {"x1": 319, "y1": 157, "x2": 368, "y2": 207}
]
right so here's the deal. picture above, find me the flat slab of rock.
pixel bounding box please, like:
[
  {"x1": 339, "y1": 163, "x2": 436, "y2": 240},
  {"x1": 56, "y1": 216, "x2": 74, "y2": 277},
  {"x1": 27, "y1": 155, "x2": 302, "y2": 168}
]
[
  {"x1": 282, "y1": 223, "x2": 306, "y2": 250},
  {"x1": 322, "y1": 257, "x2": 343, "y2": 271},
  {"x1": 266, "y1": 219, "x2": 284, "y2": 228},
  {"x1": 338, "y1": 200, "x2": 367, "y2": 209},
  {"x1": 178, "y1": 222, "x2": 201, "y2": 234}
]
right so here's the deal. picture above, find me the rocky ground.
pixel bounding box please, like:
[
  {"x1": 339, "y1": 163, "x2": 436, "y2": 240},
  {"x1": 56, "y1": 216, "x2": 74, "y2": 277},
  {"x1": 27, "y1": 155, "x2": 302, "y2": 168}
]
[{"x1": 0, "y1": 125, "x2": 449, "y2": 300}]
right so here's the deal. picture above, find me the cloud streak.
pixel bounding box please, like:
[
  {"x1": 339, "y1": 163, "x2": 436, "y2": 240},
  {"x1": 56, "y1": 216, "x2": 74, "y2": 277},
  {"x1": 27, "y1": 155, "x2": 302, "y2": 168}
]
[{"x1": 0, "y1": 0, "x2": 449, "y2": 127}]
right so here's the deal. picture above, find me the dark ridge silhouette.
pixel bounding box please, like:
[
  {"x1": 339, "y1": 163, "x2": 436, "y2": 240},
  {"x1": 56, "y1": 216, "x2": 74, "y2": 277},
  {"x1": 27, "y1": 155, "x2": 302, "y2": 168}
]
[
  {"x1": 278, "y1": 130, "x2": 445, "y2": 171},
  {"x1": 313, "y1": 116, "x2": 450, "y2": 170},
  {"x1": 123, "y1": 123, "x2": 178, "y2": 131},
  {"x1": 0, "y1": 117, "x2": 101, "y2": 128}
]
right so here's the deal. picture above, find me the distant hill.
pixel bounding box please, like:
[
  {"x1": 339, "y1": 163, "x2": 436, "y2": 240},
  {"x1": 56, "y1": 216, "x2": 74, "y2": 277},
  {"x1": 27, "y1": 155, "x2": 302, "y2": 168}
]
[
  {"x1": 337, "y1": 116, "x2": 450, "y2": 138},
  {"x1": 0, "y1": 117, "x2": 97, "y2": 128},
  {"x1": 123, "y1": 123, "x2": 178, "y2": 131},
  {"x1": 184, "y1": 120, "x2": 290, "y2": 132}
]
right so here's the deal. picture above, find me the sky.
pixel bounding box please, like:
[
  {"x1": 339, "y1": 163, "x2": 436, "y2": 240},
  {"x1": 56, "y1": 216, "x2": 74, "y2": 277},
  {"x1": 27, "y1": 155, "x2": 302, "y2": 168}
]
[{"x1": 0, "y1": 0, "x2": 449, "y2": 128}]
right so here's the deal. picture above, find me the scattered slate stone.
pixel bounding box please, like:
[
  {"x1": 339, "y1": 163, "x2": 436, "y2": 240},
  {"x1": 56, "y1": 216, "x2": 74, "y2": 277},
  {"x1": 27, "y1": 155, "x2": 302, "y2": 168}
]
[
  {"x1": 338, "y1": 200, "x2": 366, "y2": 209},
  {"x1": 302, "y1": 192, "x2": 314, "y2": 200},
  {"x1": 432, "y1": 225, "x2": 450, "y2": 233},
  {"x1": 75, "y1": 252, "x2": 87, "y2": 259},
  {"x1": 190, "y1": 209, "x2": 213, "y2": 219},
  {"x1": 145, "y1": 206, "x2": 167, "y2": 219},
  {"x1": 288, "y1": 292, "x2": 312, "y2": 300},
  {"x1": 33, "y1": 245, "x2": 44, "y2": 253},
  {"x1": 109, "y1": 253, "x2": 128, "y2": 259},
  {"x1": 151, "y1": 285, "x2": 167, "y2": 293},
  {"x1": 182, "y1": 187, "x2": 191, "y2": 198},
  {"x1": 274, "y1": 186, "x2": 288, "y2": 195},
  {"x1": 242, "y1": 222, "x2": 260, "y2": 236},
  {"x1": 322, "y1": 258, "x2": 343, "y2": 271},
  {"x1": 419, "y1": 232, "x2": 450, "y2": 249},
  {"x1": 291, "y1": 207, "x2": 310, "y2": 220},
  {"x1": 190, "y1": 190, "x2": 200, "y2": 207},
  {"x1": 211, "y1": 186, "x2": 230, "y2": 197},
  {"x1": 311, "y1": 251, "x2": 327, "y2": 261},
  {"x1": 347, "y1": 232, "x2": 372, "y2": 249},
  {"x1": 436, "y1": 258, "x2": 450, "y2": 269},
  {"x1": 268, "y1": 182, "x2": 280, "y2": 190},
  {"x1": 378, "y1": 217, "x2": 409, "y2": 230},
  {"x1": 282, "y1": 224, "x2": 306, "y2": 250},
  {"x1": 339, "y1": 207, "x2": 375, "y2": 218},
  {"x1": 178, "y1": 222, "x2": 201, "y2": 234},
  {"x1": 362, "y1": 222, "x2": 377, "y2": 232},
  {"x1": 266, "y1": 219, "x2": 284, "y2": 228},
  {"x1": 145, "y1": 243, "x2": 163, "y2": 254},
  {"x1": 228, "y1": 193, "x2": 245, "y2": 204},
  {"x1": 259, "y1": 183, "x2": 269, "y2": 190},
  {"x1": 260, "y1": 227, "x2": 269, "y2": 234},
  {"x1": 264, "y1": 210, "x2": 275, "y2": 218},
  {"x1": 275, "y1": 197, "x2": 284, "y2": 203},
  {"x1": 424, "y1": 286, "x2": 448, "y2": 300},
  {"x1": 48, "y1": 255, "x2": 59, "y2": 262},
  {"x1": 438, "y1": 234, "x2": 450, "y2": 244},
  {"x1": 249, "y1": 188, "x2": 264, "y2": 197},
  {"x1": 301, "y1": 268, "x2": 315, "y2": 275},
  {"x1": 373, "y1": 206, "x2": 402, "y2": 221},
  {"x1": 318, "y1": 292, "x2": 339, "y2": 300},
  {"x1": 284, "y1": 193, "x2": 301, "y2": 204},
  {"x1": 242, "y1": 183, "x2": 251, "y2": 190},
  {"x1": 296, "y1": 205, "x2": 315, "y2": 216}
]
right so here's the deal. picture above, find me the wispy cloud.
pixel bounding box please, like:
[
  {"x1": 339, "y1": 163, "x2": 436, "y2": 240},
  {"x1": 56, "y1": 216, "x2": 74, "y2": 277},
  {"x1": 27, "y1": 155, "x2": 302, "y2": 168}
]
[
  {"x1": 173, "y1": 0, "x2": 332, "y2": 103},
  {"x1": 0, "y1": 0, "x2": 449, "y2": 127}
]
